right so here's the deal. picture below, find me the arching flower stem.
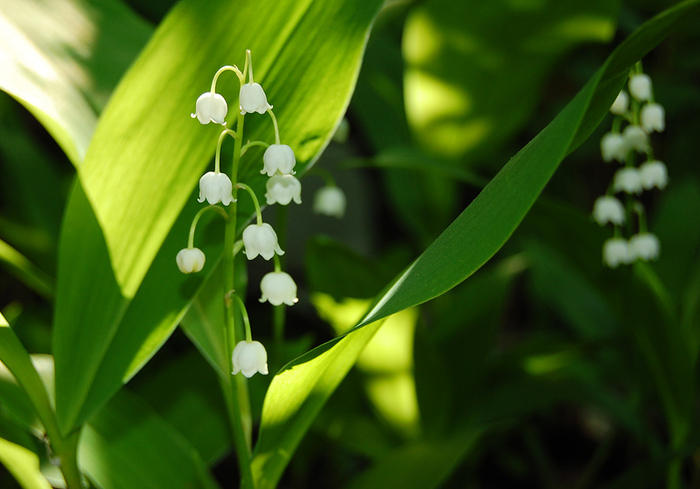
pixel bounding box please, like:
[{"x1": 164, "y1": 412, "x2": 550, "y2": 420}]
[
  {"x1": 188, "y1": 205, "x2": 228, "y2": 248},
  {"x1": 211, "y1": 65, "x2": 244, "y2": 92},
  {"x1": 241, "y1": 140, "x2": 270, "y2": 157},
  {"x1": 236, "y1": 183, "x2": 263, "y2": 225},
  {"x1": 215, "y1": 129, "x2": 237, "y2": 172},
  {"x1": 230, "y1": 293, "x2": 253, "y2": 342},
  {"x1": 268, "y1": 108, "x2": 281, "y2": 144}
]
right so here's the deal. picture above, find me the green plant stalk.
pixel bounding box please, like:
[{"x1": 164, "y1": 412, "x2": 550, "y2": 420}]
[
  {"x1": 273, "y1": 205, "x2": 287, "y2": 347},
  {"x1": 222, "y1": 110, "x2": 254, "y2": 489},
  {"x1": 54, "y1": 430, "x2": 82, "y2": 489}
]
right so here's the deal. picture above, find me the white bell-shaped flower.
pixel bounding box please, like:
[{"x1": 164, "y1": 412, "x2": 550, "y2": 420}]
[
  {"x1": 613, "y1": 167, "x2": 643, "y2": 195},
  {"x1": 593, "y1": 196, "x2": 625, "y2": 226},
  {"x1": 600, "y1": 132, "x2": 627, "y2": 163},
  {"x1": 622, "y1": 125, "x2": 649, "y2": 153},
  {"x1": 191, "y1": 92, "x2": 228, "y2": 125},
  {"x1": 176, "y1": 248, "x2": 205, "y2": 274},
  {"x1": 639, "y1": 160, "x2": 668, "y2": 190},
  {"x1": 603, "y1": 238, "x2": 631, "y2": 268},
  {"x1": 629, "y1": 233, "x2": 660, "y2": 261},
  {"x1": 313, "y1": 186, "x2": 347, "y2": 218},
  {"x1": 262, "y1": 144, "x2": 296, "y2": 176},
  {"x1": 628, "y1": 74, "x2": 652, "y2": 102},
  {"x1": 198, "y1": 171, "x2": 234, "y2": 205},
  {"x1": 259, "y1": 271, "x2": 298, "y2": 306},
  {"x1": 610, "y1": 90, "x2": 629, "y2": 115},
  {"x1": 242, "y1": 223, "x2": 284, "y2": 260},
  {"x1": 640, "y1": 103, "x2": 665, "y2": 133},
  {"x1": 239, "y1": 83, "x2": 272, "y2": 114},
  {"x1": 232, "y1": 340, "x2": 269, "y2": 378},
  {"x1": 265, "y1": 174, "x2": 302, "y2": 205}
]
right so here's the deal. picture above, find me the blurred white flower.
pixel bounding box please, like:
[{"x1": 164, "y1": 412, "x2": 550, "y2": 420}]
[
  {"x1": 610, "y1": 90, "x2": 629, "y2": 115},
  {"x1": 600, "y1": 132, "x2": 627, "y2": 163},
  {"x1": 176, "y1": 248, "x2": 205, "y2": 274},
  {"x1": 240, "y1": 83, "x2": 272, "y2": 114},
  {"x1": 629, "y1": 233, "x2": 660, "y2": 261},
  {"x1": 232, "y1": 340, "x2": 268, "y2": 377},
  {"x1": 265, "y1": 174, "x2": 302, "y2": 205},
  {"x1": 622, "y1": 125, "x2": 649, "y2": 153},
  {"x1": 262, "y1": 144, "x2": 296, "y2": 176},
  {"x1": 259, "y1": 271, "x2": 298, "y2": 306},
  {"x1": 640, "y1": 103, "x2": 665, "y2": 133},
  {"x1": 639, "y1": 160, "x2": 668, "y2": 190},
  {"x1": 313, "y1": 186, "x2": 347, "y2": 218},
  {"x1": 593, "y1": 196, "x2": 625, "y2": 226},
  {"x1": 603, "y1": 238, "x2": 630, "y2": 268},
  {"x1": 613, "y1": 167, "x2": 643, "y2": 195},
  {"x1": 191, "y1": 92, "x2": 228, "y2": 125},
  {"x1": 332, "y1": 118, "x2": 350, "y2": 144},
  {"x1": 198, "y1": 171, "x2": 234, "y2": 205},
  {"x1": 242, "y1": 223, "x2": 284, "y2": 260},
  {"x1": 628, "y1": 74, "x2": 652, "y2": 102}
]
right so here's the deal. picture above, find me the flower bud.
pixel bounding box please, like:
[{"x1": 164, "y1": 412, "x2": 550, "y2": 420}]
[
  {"x1": 239, "y1": 83, "x2": 272, "y2": 114},
  {"x1": 592, "y1": 196, "x2": 625, "y2": 226},
  {"x1": 610, "y1": 91, "x2": 629, "y2": 115},
  {"x1": 600, "y1": 132, "x2": 627, "y2": 163},
  {"x1": 176, "y1": 248, "x2": 206, "y2": 274},
  {"x1": 265, "y1": 174, "x2": 302, "y2": 205},
  {"x1": 191, "y1": 92, "x2": 228, "y2": 125},
  {"x1": 198, "y1": 172, "x2": 234, "y2": 205},
  {"x1": 613, "y1": 167, "x2": 643, "y2": 195},
  {"x1": 603, "y1": 238, "x2": 630, "y2": 268},
  {"x1": 628, "y1": 74, "x2": 652, "y2": 102},
  {"x1": 259, "y1": 271, "x2": 298, "y2": 306},
  {"x1": 242, "y1": 223, "x2": 284, "y2": 260},
  {"x1": 629, "y1": 233, "x2": 660, "y2": 261},
  {"x1": 313, "y1": 186, "x2": 346, "y2": 218},
  {"x1": 640, "y1": 103, "x2": 665, "y2": 133},
  {"x1": 639, "y1": 160, "x2": 668, "y2": 191},
  {"x1": 232, "y1": 340, "x2": 269, "y2": 378},
  {"x1": 262, "y1": 144, "x2": 296, "y2": 176}
]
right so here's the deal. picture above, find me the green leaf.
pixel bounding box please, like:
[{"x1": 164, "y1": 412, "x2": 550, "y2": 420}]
[
  {"x1": 252, "y1": 0, "x2": 700, "y2": 484},
  {"x1": 53, "y1": 0, "x2": 385, "y2": 433},
  {"x1": 0, "y1": 437, "x2": 52, "y2": 489},
  {"x1": 79, "y1": 389, "x2": 220, "y2": 489},
  {"x1": 0, "y1": 0, "x2": 152, "y2": 165},
  {"x1": 403, "y1": 0, "x2": 618, "y2": 160}
]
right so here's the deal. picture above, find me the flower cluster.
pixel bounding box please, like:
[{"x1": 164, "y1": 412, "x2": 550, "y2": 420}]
[
  {"x1": 594, "y1": 66, "x2": 667, "y2": 268},
  {"x1": 178, "y1": 50, "x2": 301, "y2": 378}
]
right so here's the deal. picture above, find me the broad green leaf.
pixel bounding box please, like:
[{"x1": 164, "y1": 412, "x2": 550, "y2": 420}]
[
  {"x1": 53, "y1": 0, "x2": 385, "y2": 433},
  {"x1": 0, "y1": 239, "x2": 53, "y2": 300},
  {"x1": 0, "y1": 437, "x2": 52, "y2": 489},
  {"x1": 0, "y1": 0, "x2": 152, "y2": 165},
  {"x1": 253, "y1": 1, "x2": 700, "y2": 485},
  {"x1": 403, "y1": 0, "x2": 617, "y2": 160},
  {"x1": 80, "y1": 388, "x2": 220, "y2": 489}
]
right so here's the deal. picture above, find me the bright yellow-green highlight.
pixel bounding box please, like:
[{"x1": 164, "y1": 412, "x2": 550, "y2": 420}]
[{"x1": 524, "y1": 350, "x2": 578, "y2": 376}]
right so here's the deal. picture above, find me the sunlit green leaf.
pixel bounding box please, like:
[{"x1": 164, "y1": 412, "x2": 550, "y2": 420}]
[
  {"x1": 0, "y1": 0, "x2": 152, "y2": 165},
  {"x1": 53, "y1": 0, "x2": 385, "y2": 434},
  {"x1": 0, "y1": 437, "x2": 52, "y2": 489}
]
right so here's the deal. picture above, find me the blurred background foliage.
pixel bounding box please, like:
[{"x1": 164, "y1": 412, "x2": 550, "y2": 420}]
[{"x1": 1, "y1": 0, "x2": 699, "y2": 488}]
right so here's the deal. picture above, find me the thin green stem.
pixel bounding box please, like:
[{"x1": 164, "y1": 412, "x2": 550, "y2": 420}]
[
  {"x1": 222, "y1": 109, "x2": 254, "y2": 489},
  {"x1": 272, "y1": 207, "x2": 287, "y2": 347},
  {"x1": 246, "y1": 50, "x2": 254, "y2": 83},
  {"x1": 215, "y1": 129, "x2": 237, "y2": 173},
  {"x1": 267, "y1": 109, "x2": 281, "y2": 144},
  {"x1": 211, "y1": 65, "x2": 244, "y2": 91},
  {"x1": 241, "y1": 140, "x2": 270, "y2": 157},
  {"x1": 231, "y1": 293, "x2": 253, "y2": 342},
  {"x1": 236, "y1": 183, "x2": 263, "y2": 225},
  {"x1": 188, "y1": 205, "x2": 228, "y2": 248},
  {"x1": 309, "y1": 167, "x2": 337, "y2": 187}
]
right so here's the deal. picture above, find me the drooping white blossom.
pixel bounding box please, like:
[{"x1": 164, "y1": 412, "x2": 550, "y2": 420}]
[
  {"x1": 600, "y1": 132, "x2": 627, "y2": 163},
  {"x1": 242, "y1": 223, "x2": 284, "y2": 260},
  {"x1": 176, "y1": 248, "x2": 206, "y2": 274},
  {"x1": 259, "y1": 271, "x2": 298, "y2": 306},
  {"x1": 593, "y1": 196, "x2": 625, "y2": 226},
  {"x1": 198, "y1": 172, "x2": 234, "y2": 205},
  {"x1": 191, "y1": 92, "x2": 228, "y2": 125},
  {"x1": 613, "y1": 167, "x2": 643, "y2": 195},
  {"x1": 628, "y1": 233, "x2": 660, "y2": 261},
  {"x1": 265, "y1": 174, "x2": 302, "y2": 205},
  {"x1": 640, "y1": 103, "x2": 665, "y2": 133},
  {"x1": 629, "y1": 74, "x2": 652, "y2": 102},
  {"x1": 313, "y1": 186, "x2": 347, "y2": 218},
  {"x1": 603, "y1": 238, "x2": 631, "y2": 268},
  {"x1": 239, "y1": 83, "x2": 272, "y2": 114},
  {"x1": 610, "y1": 91, "x2": 629, "y2": 115},
  {"x1": 232, "y1": 340, "x2": 269, "y2": 378},
  {"x1": 262, "y1": 144, "x2": 296, "y2": 176},
  {"x1": 622, "y1": 125, "x2": 649, "y2": 153},
  {"x1": 639, "y1": 160, "x2": 668, "y2": 190}
]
